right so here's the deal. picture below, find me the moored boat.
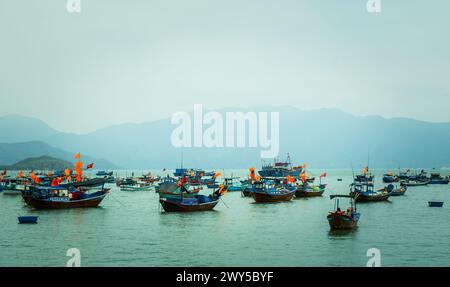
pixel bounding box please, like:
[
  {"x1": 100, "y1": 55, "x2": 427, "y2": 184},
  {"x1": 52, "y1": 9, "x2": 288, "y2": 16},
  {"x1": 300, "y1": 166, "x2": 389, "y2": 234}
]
[
  {"x1": 400, "y1": 180, "x2": 429, "y2": 187},
  {"x1": 350, "y1": 182, "x2": 390, "y2": 202},
  {"x1": 159, "y1": 186, "x2": 226, "y2": 212},
  {"x1": 295, "y1": 183, "x2": 325, "y2": 198},
  {"x1": 251, "y1": 180, "x2": 295, "y2": 203},
  {"x1": 327, "y1": 194, "x2": 360, "y2": 230},
  {"x1": 25, "y1": 186, "x2": 109, "y2": 209}
]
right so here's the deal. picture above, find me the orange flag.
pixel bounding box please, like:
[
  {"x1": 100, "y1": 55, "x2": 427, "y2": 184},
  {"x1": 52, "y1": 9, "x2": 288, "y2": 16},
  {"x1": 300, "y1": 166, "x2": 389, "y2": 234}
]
[
  {"x1": 74, "y1": 153, "x2": 81, "y2": 159},
  {"x1": 249, "y1": 167, "x2": 255, "y2": 181},
  {"x1": 287, "y1": 174, "x2": 295, "y2": 183},
  {"x1": 300, "y1": 172, "x2": 306, "y2": 183},
  {"x1": 64, "y1": 168, "x2": 71, "y2": 177}
]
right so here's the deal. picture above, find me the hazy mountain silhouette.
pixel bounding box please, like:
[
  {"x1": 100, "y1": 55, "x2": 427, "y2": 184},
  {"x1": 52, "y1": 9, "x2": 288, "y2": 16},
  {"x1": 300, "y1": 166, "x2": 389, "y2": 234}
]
[
  {"x1": 1, "y1": 108, "x2": 450, "y2": 169},
  {"x1": 0, "y1": 141, "x2": 118, "y2": 169}
]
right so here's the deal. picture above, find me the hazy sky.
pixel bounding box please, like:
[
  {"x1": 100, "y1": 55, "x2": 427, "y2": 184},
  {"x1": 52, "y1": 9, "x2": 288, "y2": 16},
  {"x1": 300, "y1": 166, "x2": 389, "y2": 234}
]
[{"x1": 1, "y1": 0, "x2": 449, "y2": 133}]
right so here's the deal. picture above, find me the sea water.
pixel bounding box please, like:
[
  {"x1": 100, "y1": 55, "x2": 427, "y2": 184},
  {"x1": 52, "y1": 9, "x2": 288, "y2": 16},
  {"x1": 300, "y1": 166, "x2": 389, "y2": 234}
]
[{"x1": 1, "y1": 169, "x2": 449, "y2": 266}]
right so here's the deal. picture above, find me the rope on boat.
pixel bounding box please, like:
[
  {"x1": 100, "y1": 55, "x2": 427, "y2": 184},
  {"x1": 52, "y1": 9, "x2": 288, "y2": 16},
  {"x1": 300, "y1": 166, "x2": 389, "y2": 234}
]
[{"x1": 220, "y1": 198, "x2": 229, "y2": 208}]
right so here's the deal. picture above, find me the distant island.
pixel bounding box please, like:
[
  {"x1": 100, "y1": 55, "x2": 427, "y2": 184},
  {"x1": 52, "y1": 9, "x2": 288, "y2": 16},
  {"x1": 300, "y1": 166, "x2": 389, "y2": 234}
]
[{"x1": 1, "y1": 155, "x2": 73, "y2": 171}]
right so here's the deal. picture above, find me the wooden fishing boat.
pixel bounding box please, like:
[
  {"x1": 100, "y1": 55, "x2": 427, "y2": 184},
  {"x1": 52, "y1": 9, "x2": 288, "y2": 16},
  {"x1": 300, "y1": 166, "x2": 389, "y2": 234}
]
[
  {"x1": 223, "y1": 177, "x2": 244, "y2": 192},
  {"x1": 350, "y1": 182, "x2": 390, "y2": 202},
  {"x1": 120, "y1": 184, "x2": 152, "y2": 191},
  {"x1": 25, "y1": 186, "x2": 109, "y2": 209},
  {"x1": 428, "y1": 173, "x2": 449, "y2": 184},
  {"x1": 252, "y1": 180, "x2": 295, "y2": 203},
  {"x1": 295, "y1": 183, "x2": 325, "y2": 198},
  {"x1": 378, "y1": 184, "x2": 407, "y2": 196},
  {"x1": 1, "y1": 178, "x2": 27, "y2": 195},
  {"x1": 159, "y1": 186, "x2": 226, "y2": 212},
  {"x1": 388, "y1": 187, "x2": 407, "y2": 196},
  {"x1": 158, "y1": 185, "x2": 201, "y2": 199},
  {"x1": 327, "y1": 195, "x2": 360, "y2": 230},
  {"x1": 400, "y1": 180, "x2": 429, "y2": 187}
]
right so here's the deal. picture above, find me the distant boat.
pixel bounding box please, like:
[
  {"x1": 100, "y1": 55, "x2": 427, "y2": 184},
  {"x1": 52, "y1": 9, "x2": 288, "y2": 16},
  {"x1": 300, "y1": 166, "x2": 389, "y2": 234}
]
[
  {"x1": 18, "y1": 215, "x2": 39, "y2": 224},
  {"x1": 379, "y1": 184, "x2": 407, "y2": 196},
  {"x1": 428, "y1": 173, "x2": 449, "y2": 184},
  {"x1": 223, "y1": 177, "x2": 244, "y2": 192},
  {"x1": 327, "y1": 194, "x2": 360, "y2": 230},
  {"x1": 96, "y1": 170, "x2": 113, "y2": 177},
  {"x1": 251, "y1": 180, "x2": 295, "y2": 203},
  {"x1": 295, "y1": 183, "x2": 325, "y2": 198},
  {"x1": 428, "y1": 201, "x2": 444, "y2": 207},
  {"x1": 258, "y1": 153, "x2": 302, "y2": 178},
  {"x1": 120, "y1": 184, "x2": 152, "y2": 191},
  {"x1": 0, "y1": 178, "x2": 27, "y2": 195},
  {"x1": 400, "y1": 180, "x2": 429, "y2": 187},
  {"x1": 382, "y1": 172, "x2": 398, "y2": 183}
]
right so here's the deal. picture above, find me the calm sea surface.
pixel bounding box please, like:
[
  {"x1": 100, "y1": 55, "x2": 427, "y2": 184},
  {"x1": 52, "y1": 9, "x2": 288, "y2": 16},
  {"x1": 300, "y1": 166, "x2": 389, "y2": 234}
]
[{"x1": 1, "y1": 168, "x2": 450, "y2": 267}]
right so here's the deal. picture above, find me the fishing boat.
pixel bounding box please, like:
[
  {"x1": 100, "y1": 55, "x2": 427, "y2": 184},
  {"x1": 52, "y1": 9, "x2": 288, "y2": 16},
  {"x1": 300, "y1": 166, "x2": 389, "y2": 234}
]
[
  {"x1": 258, "y1": 153, "x2": 303, "y2": 178},
  {"x1": 400, "y1": 180, "x2": 429, "y2": 187},
  {"x1": 120, "y1": 183, "x2": 153, "y2": 191},
  {"x1": 0, "y1": 178, "x2": 27, "y2": 195},
  {"x1": 350, "y1": 182, "x2": 390, "y2": 202},
  {"x1": 155, "y1": 176, "x2": 179, "y2": 193},
  {"x1": 428, "y1": 173, "x2": 449, "y2": 184},
  {"x1": 223, "y1": 177, "x2": 244, "y2": 192},
  {"x1": 96, "y1": 170, "x2": 113, "y2": 177},
  {"x1": 60, "y1": 177, "x2": 109, "y2": 188},
  {"x1": 382, "y1": 172, "x2": 398, "y2": 183},
  {"x1": 295, "y1": 183, "x2": 326, "y2": 198},
  {"x1": 158, "y1": 185, "x2": 202, "y2": 199},
  {"x1": 379, "y1": 184, "x2": 407, "y2": 196},
  {"x1": 25, "y1": 185, "x2": 109, "y2": 209},
  {"x1": 159, "y1": 186, "x2": 226, "y2": 212},
  {"x1": 327, "y1": 195, "x2": 360, "y2": 230},
  {"x1": 18, "y1": 216, "x2": 39, "y2": 224},
  {"x1": 252, "y1": 180, "x2": 295, "y2": 203}
]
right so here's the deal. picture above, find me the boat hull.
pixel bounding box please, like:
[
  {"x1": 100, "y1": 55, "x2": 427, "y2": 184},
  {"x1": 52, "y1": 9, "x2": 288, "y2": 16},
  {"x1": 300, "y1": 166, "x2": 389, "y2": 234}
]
[
  {"x1": 351, "y1": 192, "x2": 390, "y2": 202},
  {"x1": 159, "y1": 198, "x2": 219, "y2": 212},
  {"x1": 27, "y1": 194, "x2": 107, "y2": 209},
  {"x1": 327, "y1": 213, "x2": 358, "y2": 230},
  {"x1": 252, "y1": 191, "x2": 294, "y2": 203},
  {"x1": 295, "y1": 189, "x2": 324, "y2": 198}
]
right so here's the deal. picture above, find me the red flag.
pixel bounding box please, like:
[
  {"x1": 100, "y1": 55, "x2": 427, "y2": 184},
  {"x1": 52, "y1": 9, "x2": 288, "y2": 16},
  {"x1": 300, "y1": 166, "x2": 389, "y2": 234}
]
[
  {"x1": 51, "y1": 178, "x2": 59, "y2": 187},
  {"x1": 181, "y1": 176, "x2": 187, "y2": 184},
  {"x1": 86, "y1": 163, "x2": 94, "y2": 169},
  {"x1": 320, "y1": 172, "x2": 327, "y2": 178}
]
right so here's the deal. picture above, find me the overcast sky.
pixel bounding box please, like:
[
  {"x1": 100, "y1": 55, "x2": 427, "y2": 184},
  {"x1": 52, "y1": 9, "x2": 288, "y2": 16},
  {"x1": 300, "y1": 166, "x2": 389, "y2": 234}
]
[{"x1": 1, "y1": 0, "x2": 449, "y2": 133}]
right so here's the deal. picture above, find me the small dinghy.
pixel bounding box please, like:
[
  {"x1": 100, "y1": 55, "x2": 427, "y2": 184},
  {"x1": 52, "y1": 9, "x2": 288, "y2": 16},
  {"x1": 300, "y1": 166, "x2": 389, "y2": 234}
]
[
  {"x1": 18, "y1": 216, "x2": 39, "y2": 224},
  {"x1": 428, "y1": 201, "x2": 444, "y2": 207}
]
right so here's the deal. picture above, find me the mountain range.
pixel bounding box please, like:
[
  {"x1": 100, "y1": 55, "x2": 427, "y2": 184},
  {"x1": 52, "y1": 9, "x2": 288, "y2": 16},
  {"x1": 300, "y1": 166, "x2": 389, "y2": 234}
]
[{"x1": 1, "y1": 107, "x2": 450, "y2": 169}]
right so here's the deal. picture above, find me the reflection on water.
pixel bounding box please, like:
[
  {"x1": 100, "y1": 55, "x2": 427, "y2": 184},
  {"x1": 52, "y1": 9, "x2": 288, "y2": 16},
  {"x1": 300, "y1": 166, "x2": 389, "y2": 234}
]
[{"x1": 1, "y1": 168, "x2": 450, "y2": 266}]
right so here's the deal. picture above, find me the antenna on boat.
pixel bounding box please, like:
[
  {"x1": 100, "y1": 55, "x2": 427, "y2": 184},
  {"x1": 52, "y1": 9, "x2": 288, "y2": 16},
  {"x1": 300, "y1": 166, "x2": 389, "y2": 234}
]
[{"x1": 181, "y1": 150, "x2": 184, "y2": 169}]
